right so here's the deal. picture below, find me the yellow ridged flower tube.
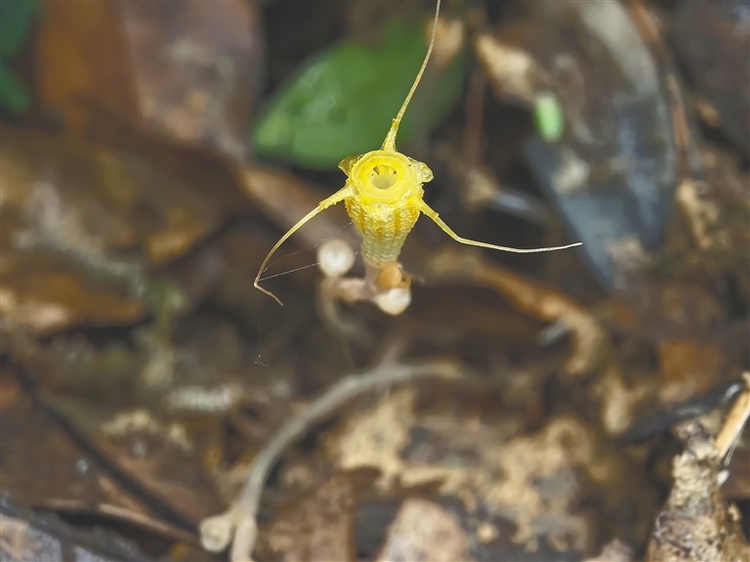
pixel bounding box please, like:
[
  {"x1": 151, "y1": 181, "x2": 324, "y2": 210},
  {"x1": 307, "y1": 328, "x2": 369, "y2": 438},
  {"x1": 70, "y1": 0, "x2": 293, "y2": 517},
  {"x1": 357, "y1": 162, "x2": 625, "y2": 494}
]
[{"x1": 338, "y1": 151, "x2": 433, "y2": 267}]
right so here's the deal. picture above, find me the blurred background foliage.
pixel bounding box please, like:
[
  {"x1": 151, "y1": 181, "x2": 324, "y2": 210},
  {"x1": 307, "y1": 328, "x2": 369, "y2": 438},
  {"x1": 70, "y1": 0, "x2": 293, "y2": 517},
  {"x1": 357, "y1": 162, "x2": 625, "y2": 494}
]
[
  {"x1": 0, "y1": 0, "x2": 39, "y2": 113},
  {"x1": 252, "y1": 18, "x2": 466, "y2": 168},
  {"x1": 0, "y1": 1, "x2": 748, "y2": 561}
]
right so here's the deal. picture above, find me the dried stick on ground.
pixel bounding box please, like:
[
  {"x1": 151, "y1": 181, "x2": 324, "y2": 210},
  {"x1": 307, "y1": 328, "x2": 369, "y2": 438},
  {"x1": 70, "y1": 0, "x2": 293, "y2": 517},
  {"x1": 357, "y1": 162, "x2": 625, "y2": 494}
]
[
  {"x1": 199, "y1": 361, "x2": 464, "y2": 562},
  {"x1": 715, "y1": 372, "x2": 750, "y2": 460},
  {"x1": 646, "y1": 419, "x2": 750, "y2": 562}
]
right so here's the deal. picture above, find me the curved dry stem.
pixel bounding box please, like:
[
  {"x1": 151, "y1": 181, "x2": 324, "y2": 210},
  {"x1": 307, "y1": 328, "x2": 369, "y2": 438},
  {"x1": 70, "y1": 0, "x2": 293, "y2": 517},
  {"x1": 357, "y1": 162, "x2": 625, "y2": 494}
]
[
  {"x1": 199, "y1": 360, "x2": 463, "y2": 561},
  {"x1": 715, "y1": 372, "x2": 750, "y2": 461}
]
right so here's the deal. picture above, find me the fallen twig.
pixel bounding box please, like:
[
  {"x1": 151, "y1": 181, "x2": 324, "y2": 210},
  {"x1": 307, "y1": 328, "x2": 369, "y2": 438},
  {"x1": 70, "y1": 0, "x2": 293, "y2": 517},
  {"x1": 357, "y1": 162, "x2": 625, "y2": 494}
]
[
  {"x1": 424, "y1": 247, "x2": 609, "y2": 376},
  {"x1": 716, "y1": 372, "x2": 750, "y2": 461},
  {"x1": 199, "y1": 360, "x2": 463, "y2": 562}
]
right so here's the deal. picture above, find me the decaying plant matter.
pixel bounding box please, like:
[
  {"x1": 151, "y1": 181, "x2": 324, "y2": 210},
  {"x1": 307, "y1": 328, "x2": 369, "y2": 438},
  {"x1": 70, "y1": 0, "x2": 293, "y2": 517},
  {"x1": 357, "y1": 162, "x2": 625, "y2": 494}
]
[
  {"x1": 199, "y1": 360, "x2": 463, "y2": 561},
  {"x1": 647, "y1": 412, "x2": 750, "y2": 562},
  {"x1": 3, "y1": 0, "x2": 748, "y2": 560}
]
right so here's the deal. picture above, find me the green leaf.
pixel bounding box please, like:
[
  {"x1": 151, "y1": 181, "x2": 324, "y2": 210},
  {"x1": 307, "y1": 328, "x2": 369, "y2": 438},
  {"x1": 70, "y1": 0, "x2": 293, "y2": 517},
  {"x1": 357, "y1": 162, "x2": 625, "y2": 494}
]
[
  {"x1": 0, "y1": 61, "x2": 29, "y2": 114},
  {"x1": 534, "y1": 92, "x2": 564, "y2": 142},
  {"x1": 252, "y1": 19, "x2": 466, "y2": 169},
  {"x1": 0, "y1": 0, "x2": 40, "y2": 58}
]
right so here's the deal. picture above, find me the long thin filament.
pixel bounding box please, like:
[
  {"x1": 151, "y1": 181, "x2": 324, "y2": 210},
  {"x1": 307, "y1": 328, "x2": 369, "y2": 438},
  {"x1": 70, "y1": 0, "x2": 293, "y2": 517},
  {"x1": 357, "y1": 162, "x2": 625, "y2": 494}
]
[
  {"x1": 254, "y1": 187, "x2": 352, "y2": 305},
  {"x1": 420, "y1": 202, "x2": 583, "y2": 253},
  {"x1": 381, "y1": 0, "x2": 442, "y2": 152}
]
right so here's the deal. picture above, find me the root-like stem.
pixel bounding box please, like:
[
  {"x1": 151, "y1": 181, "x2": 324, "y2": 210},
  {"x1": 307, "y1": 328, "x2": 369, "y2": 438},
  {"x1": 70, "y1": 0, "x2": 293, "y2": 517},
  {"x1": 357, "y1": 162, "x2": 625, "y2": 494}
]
[{"x1": 199, "y1": 360, "x2": 463, "y2": 561}]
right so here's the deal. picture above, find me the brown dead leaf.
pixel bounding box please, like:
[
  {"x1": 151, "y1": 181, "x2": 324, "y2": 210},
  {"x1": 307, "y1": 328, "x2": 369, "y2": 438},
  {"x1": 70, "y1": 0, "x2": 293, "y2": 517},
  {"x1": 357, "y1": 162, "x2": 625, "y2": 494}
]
[
  {"x1": 424, "y1": 247, "x2": 609, "y2": 376},
  {"x1": 1, "y1": 127, "x2": 225, "y2": 268},
  {"x1": 36, "y1": 0, "x2": 262, "y2": 157},
  {"x1": 118, "y1": 0, "x2": 262, "y2": 158},
  {"x1": 41, "y1": 398, "x2": 226, "y2": 527},
  {"x1": 375, "y1": 498, "x2": 473, "y2": 562},
  {"x1": 257, "y1": 470, "x2": 378, "y2": 562},
  {"x1": 36, "y1": 0, "x2": 136, "y2": 134},
  {"x1": 146, "y1": 207, "x2": 211, "y2": 265},
  {"x1": 0, "y1": 253, "x2": 145, "y2": 335},
  {"x1": 0, "y1": 126, "x2": 240, "y2": 334},
  {"x1": 93, "y1": 410, "x2": 225, "y2": 525},
  {"x1": 0, "y1": 372, "x2": 193, "y2": 543},
  {"x1": 658, "y1": 340, "x2": 725, "y2": 405}
]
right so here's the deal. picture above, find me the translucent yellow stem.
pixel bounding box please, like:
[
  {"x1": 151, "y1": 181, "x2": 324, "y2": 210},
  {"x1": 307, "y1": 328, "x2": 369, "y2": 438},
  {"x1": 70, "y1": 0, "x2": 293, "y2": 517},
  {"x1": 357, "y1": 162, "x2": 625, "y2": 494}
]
[
  {"x1": 419, "y1": 202, "x2": 583, "y2": 253},
  {"x1": 254, "y1": 186, "x2": 353, "y2": 305},
  {"x1": 381, "y1": 0, "x2": 441, "y2": 153}
]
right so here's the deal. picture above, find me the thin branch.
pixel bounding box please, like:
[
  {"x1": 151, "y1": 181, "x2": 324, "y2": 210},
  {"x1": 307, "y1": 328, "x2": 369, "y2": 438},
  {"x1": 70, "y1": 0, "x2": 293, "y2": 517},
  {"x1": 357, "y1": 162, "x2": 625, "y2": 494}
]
[{"x1": 199, "y1": 360, "x2": 463, "y2": 562}]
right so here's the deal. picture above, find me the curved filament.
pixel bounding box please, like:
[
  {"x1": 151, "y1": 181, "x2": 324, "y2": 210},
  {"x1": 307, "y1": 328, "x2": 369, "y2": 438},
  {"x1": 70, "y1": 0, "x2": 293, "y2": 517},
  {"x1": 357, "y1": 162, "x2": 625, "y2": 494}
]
[
  {"x1": 419, "y1": 202, "x2": 583, "y2": 253},
  {"x1": 254, "y1": 187, "x2": 352, "y2": 305},
  {"x1": 381, "y1": 0, "x2": 442, "y2": 152}
]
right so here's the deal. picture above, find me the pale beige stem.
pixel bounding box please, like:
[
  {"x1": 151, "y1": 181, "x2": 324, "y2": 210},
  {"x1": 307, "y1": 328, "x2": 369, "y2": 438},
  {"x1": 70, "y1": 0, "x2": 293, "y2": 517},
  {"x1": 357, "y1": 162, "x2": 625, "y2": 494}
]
[{"x1": 199, "y1": 360, "x2": 463, "y2": 561}]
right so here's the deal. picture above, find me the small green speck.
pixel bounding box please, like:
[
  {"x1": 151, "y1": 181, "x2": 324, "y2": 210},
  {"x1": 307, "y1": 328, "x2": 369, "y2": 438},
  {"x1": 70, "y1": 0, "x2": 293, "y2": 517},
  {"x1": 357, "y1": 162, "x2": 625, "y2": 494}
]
[{"x1": 534, "y1": 92, "x2": 564, "y2": 142}]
